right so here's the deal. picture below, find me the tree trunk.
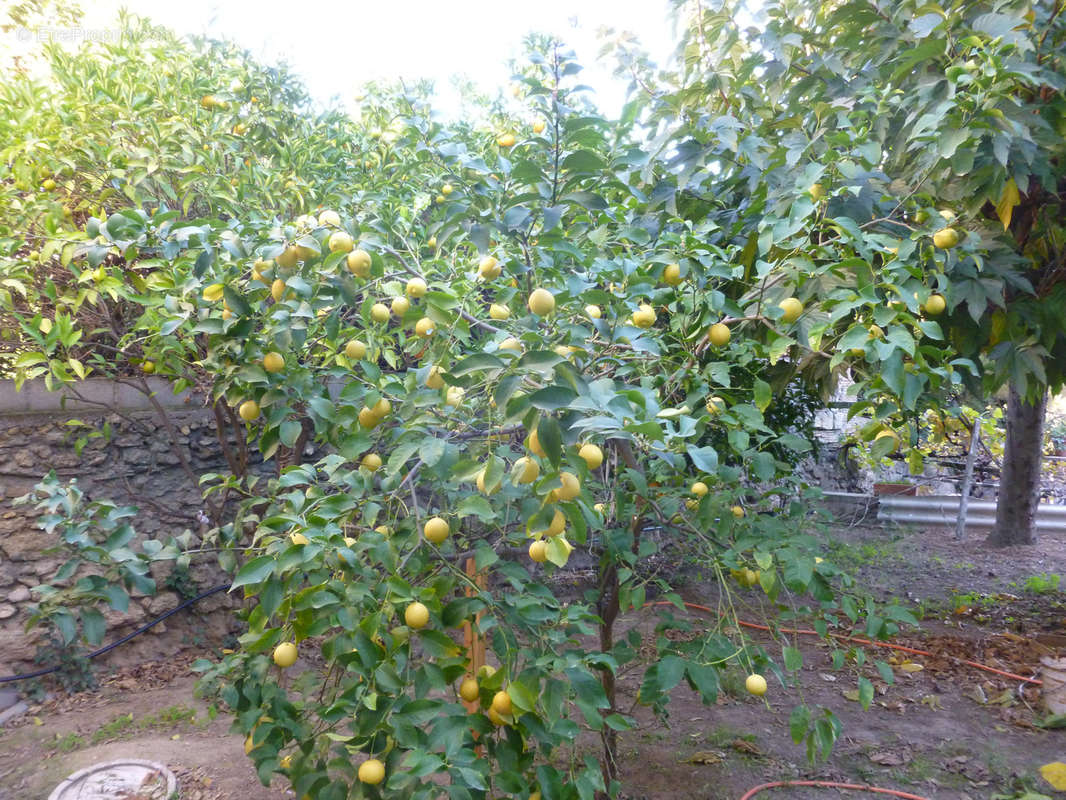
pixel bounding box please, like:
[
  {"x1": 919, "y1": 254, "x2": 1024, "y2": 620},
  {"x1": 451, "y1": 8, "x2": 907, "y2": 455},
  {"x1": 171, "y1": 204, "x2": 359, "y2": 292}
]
[{"x1": 987, "y1": 384, "x2": 1048, "y2": 547}]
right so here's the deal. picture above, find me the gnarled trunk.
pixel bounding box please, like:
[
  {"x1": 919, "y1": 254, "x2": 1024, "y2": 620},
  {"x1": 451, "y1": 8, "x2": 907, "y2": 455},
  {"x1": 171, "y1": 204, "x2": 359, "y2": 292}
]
[{"x1": 987, "y1": 384, "x2": 1047, "y2": 547}]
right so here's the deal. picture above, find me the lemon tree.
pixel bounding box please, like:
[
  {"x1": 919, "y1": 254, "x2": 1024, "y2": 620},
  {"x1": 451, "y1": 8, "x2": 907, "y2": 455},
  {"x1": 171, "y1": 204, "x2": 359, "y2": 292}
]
[{"x1": 3, "y1": 12, "x2": 937, "y2": 799}]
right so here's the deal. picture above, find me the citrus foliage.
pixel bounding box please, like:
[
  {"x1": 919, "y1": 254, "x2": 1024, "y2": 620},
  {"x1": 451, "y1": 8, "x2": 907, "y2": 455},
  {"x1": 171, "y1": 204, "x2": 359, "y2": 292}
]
[{"x1": 17, "y1": 4, "x2": 1066, "y2": 798}]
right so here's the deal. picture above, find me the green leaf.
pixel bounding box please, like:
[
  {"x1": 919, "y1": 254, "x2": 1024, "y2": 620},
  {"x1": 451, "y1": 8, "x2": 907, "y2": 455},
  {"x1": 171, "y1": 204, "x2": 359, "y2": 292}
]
[
  {"x1": 857, "y1": 677, "x2": 874, "y2": 711},
  {"x1": 789, "y1": 705, "x2": 810, "y2": 744},
  {"x1": 231, "y1": 555, "x2": 275, "y2": 589},
  {"x1": 753, "y1": 379, "x2": 771, "y2": 412},
  {"x1": 279, "y1": 420, "x2": 301, "y2": 447},
  {"x1": 529, "y1": 386, "x2": 577, "y2": 411},
  {"x1": 783, "y1": 646, "x2": 803, "y2": 672},
  {"x1": 687, "y1": 445, "x2": 718, "y2": 473},
  {"x1": 80, "y1": 607, "x2": 106, "y2": 645}
]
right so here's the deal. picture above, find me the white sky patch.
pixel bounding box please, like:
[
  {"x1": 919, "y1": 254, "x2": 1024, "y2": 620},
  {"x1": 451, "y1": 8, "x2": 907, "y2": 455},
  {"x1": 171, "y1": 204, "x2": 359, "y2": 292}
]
[{"x1": 72, "y1": 0, "x2": 679, "y2": 118}]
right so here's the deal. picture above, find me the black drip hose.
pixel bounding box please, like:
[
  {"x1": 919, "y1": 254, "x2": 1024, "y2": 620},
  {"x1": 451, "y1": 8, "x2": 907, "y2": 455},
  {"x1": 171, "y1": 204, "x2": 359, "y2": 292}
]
[{"x1": 0, "y1": 583, "x2": 230, "y2": 684}]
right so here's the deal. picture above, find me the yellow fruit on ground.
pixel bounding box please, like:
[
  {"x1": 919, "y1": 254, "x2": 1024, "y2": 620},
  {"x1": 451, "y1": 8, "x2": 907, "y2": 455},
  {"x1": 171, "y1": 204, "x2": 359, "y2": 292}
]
[
  {"x1": 578, "y1": 443, "x2": 604, "y2": 470},
  {"x1": 424, "y1": 517, "x2": 450, "y2": 544},
  {"x1": 202, "y1": 283, "x2": 224, "y2": 302},
  {"x1": 238, "y1": 400, "x2": 260, "y2": 422},
  {"x1": 532, "y1": 120, "x2": 545, "y2": 134},
  {"x1": 499, "y1": 337, "x2": 522, "y2": 352},
  {"x1": 874, "y1": 429, "x2": 900, "y2": 453},
  {"x1": 585, "y1": 304, "x2": 602, "y2": 319},
  {"x1": 497, "y1": 133, "x2": 516, "y2": 148},
  {"x1": 425, "y1": 365, "x2": 446, "y2": 389},
  {"x1": 358, "y1": 407, "x2": 379, "y2": 429},
  {"x1": 141, "y1": 361, "x2": 155, "y2": 374},
  {"x1": 922, "y1": 293, "x2": 946, "y2": 315},
  {"x1": 933, "y1": 227, "x2": 960, "y2": 249},
  {"x1": 407, "y1": 277, "x2": 428, "y2": 297},
  {"x1": 415, "y1": 317, "x2": 435, "y2": 337},
  {"x1": 328, "y1": 231, "x2": 354, "y2": 253},
  {"x1": 358, "y1": 758, "x2": 385, "y2": 785},
  {"x1": 528, "y1": 540, "x2": 548, "y2": 563},
  {"x1": 514, "y1": 456, "x2": 540, "y2": 484},
  {"x1": 489, "y1": 303, "x2": 510, "y2": 320},
  {"x1": 551, "y1": 471, "x2": 581, "y2": 501},
  {"x1": 691, "y1": 481, "x2": 709, "y2": 497},
  {"x1": 491, "y1": 690, "x2": 512, "y2": 716},
  {"x1": 290, "y1": 532, "x2": 309, "y2": 546},
  {"x1": 460, "y1": 678, "x2": 480, "y2": 702},
  {"x1": 318, "y1": 209, "x2": 341, "y2": 227},
  {"x1": 663, "y1": 263, "x2": 682, "y2": 286},
  {"x1": 271, "y1": 278, "x2": 286, "y2": 302},
  {"x1": 273, "y1": 642, "x2": 298, "y2": 668},
  {"x1": 361, "y1": 453, "x2": 382, "y2": 472},
  {"x1": 391, "y1": 296, "x2": 410, "y2": 316},
  {"x1": 345, "y1": 340, "x2": 367, "y2": 360},
  {"x1": 779, "y1": 297, "x2": 804, "y2": 323},
  {"x1": 263, "y1": 352, "x2": 285, "y2": 373},
  {"x1": 405, "y1": 601, "x2": 429, "y2": 629},
  {"x1": 705, "y1": 396, "x2": 725, "y2": 415},
  {"x1": 731, "y1": 505, "x2": 745, "y2": 518},
  {"x1": 347, "y1": 249, "x2": 372, "y2": 276},
  {"x1": 745, "y1": 674, "x2": 768, "y2": 696},
  {"x1": 708, "y1": 322, "x2": 731, "y2": 347},
  {"x1": 370, "y1": 303, "x2": 390, "y2": 323},
  {"x1": 528, "y1": 288, "x2": 555, "y2": 316}
]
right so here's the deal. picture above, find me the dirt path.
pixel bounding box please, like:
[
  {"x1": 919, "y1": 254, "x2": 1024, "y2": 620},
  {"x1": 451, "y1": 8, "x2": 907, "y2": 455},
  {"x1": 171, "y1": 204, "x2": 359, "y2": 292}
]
[{"x1": 0, "y1": 667, "x2": 290, "y2": 800}]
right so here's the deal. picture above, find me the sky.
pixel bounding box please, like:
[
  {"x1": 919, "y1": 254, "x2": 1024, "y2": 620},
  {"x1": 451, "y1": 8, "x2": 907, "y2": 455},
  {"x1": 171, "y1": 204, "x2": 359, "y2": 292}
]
[{"x1": 72, "y1": 0, "x2": 680, "y2": 118}]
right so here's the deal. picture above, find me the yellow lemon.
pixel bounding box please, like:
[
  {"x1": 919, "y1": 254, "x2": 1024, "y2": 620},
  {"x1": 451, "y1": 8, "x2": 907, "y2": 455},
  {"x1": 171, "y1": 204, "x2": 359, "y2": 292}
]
[
  {"x1": 391, "y1": 296, "x2": 410, "y2": 316},
  {"x1": 290, "y1": 532, "x2": 309, "y2": 546},
  {"x1": 691, "y1": 481, "x2": 709, "y2": 497},
  {"x1": 489, "y1": 303, "x2": 510, "y2": 320},
  {"x1": 532, "y1": 120, "x2": 545, "y2": 134},
  {"x1": 585, "y1": 304, "x2": 602, "y2": 319},
  {"x1": 345, "y1": 340, "x2": 367, "y2": 360},
  {"x1": 263, "y1": 352, "x2": 285, "y2": 373},
  {"x1": 370, "y1": 303, "x2": 390, "y2": 323},
  {"x1": 922, "y1": 294, "x2": 946, "y2": 315},
  {"x1": 478, "y1": 255, "x2": 501, "y2": 279},
  {"x1": 745, "y1": 674, "x2": 767, "y2": 696},
  {"x1": 933, "y1": 227, "x2": 960, "y2": 249},
  {"x1": 273, "y1": 642, "x2": 298, "y2": 668},
  {"x1": 708, "y1": 322, "x2": 731, "y2": 346},
  {"x1": 318, "y1": 209, "x2": 341, "y2": 227},
  {"x1": 358, "y1": 758, "x2": 385, "y2": 785},
  {"x1": 551, "y1": 471, "x2": 581, "y2": 502},
  {"x1": 406, "y1": 277, "x2": 428, "y2": 297},
  {"x1": 202, "y1": 283, "x2": 224, "y2": 302},
  {"x1": 426, "y1": 365, "x2": 446, "y2": 389},
  {"x1": 415, "y1": 317, "x2": 435, "y2": 338},
  {"x1": 662, "y1": 263, "x2": 682, "y2": 286},
  {"x1": 347, "y1": 249, "x2": 372, "y2": 276},
  {"x1": 270, "y1": 278, "x2": 286, "y2": 302},
  {"x1": 731, "y1": 505, "x2": 745, "y2": 518},
  {"x1": 405, "y1": 602, "x2": 429, "y2": 629},
  {"x1": 361, "y1": 453, "x2": 382, "y2": 472},
  {"x1": 424, "y1": 517, "x2": 449, "y2": 544},
  {"x1": 528, "y1": 288, "x2": 555, "y2": 316},
  {"x1": 328, "y1": 231, "x2": 354, "y2": 253},
  {"x1": 499, "y1": 337, "x2": 522, "y2": 352},
  {"x1": 238, "y1": 400, "x2": 260, "y2": 421},
  {"x1": 779, "y1": 297, "x2": 804, "y2": 323},
  {"x1": 514, "y1": 456, "x2": 540, "y2": 484},
  {"x1": 631, "y1": 304, "x2": 656, "y2": 328},
  {"x1": 578, "y1": 444, "x2": 603, "y2": 470},
  {"x1": 527, "y1": 430, "x2": 545, "y2": 457},
  {"x1": 491, "y1": 690, "x2": 512, "y2": 715},
  {"x1": 460, "y1": 678, "x2": 480, "y2": 702},
  {"x1": 497, "y1": 133, "x2": 516, "y2": 148},
  {"x1": 528, "y1": 540, "x2": 548, "y2": 562}
]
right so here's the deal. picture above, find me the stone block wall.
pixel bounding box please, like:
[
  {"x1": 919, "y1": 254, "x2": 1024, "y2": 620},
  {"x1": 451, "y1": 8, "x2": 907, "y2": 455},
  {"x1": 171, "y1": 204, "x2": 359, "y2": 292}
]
[{"x1": 0, "y1": 378, "x2": 246, "y2": 675}]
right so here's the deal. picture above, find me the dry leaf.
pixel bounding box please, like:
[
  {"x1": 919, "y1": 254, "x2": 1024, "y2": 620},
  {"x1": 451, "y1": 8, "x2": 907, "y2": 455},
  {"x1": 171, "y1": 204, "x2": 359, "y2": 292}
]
[
  {"x1": 899, "y1": 662, "x2": 924, "y2": 673},
  {"x1": 869, "y1": 750, "x2": 909, "y2": 766},
  {"x1": 920, "y1": 695, "x2": 942, "y2": 711},
  {"x1": 731, "y1": 739, "x2": 762, "y2": 756},
  {"x1": 686, "y1": 751, "x2": 724, "y2": 765},
  {"x1": 843, "y1": 689, "x2": 860, "y2": 702},
  {"x1": 995, "y1": 178, "x2": 1020, "y2": 231},
  {"x1": 1040, "y1": 761, "x2": 1066, "y2": 790},
  {"x1": 964, "y1": 685, "x2": 988, "y2": 705}
]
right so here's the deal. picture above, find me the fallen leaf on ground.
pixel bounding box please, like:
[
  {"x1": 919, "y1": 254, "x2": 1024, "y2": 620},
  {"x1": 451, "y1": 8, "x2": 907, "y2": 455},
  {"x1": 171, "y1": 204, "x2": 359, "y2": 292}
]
[
  {"x1": 920, "y1": 694, "x2": 942, "y2": 710},
  {"x1": 686, "y1": 751, "x2": 724, "y2": 765},
  {"x1": 869, "y1": 750, "x2": 910, "y2": 766},
  {"x1": 731, "y1": 739, "x2": 762, "y2": 756},
  {"x1": 1040, "y1": 761, "x2": 1066, "y2": 791},
  {"x1": 899, "y1": 662, "x2": 924, "y2": 673}
]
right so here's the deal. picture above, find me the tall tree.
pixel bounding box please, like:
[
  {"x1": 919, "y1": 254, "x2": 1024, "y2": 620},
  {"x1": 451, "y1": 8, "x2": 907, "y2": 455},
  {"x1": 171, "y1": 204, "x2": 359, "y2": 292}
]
[{"x1": 622, "y1": 0, "x2": 1065, "y2": 544}]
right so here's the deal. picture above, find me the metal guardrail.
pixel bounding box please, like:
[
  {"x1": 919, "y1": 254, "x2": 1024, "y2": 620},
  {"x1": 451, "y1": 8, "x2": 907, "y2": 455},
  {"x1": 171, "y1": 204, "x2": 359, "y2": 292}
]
[{"x1": 877, "y1": 494, "x2": 1066, "y2": 531}]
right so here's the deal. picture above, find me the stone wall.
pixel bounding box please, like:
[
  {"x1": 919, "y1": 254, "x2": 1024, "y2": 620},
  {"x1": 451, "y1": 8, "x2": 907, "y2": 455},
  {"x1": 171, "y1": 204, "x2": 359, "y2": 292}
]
[{"x1": 0, "y1": 378, "x2": 244, "y2": 674}]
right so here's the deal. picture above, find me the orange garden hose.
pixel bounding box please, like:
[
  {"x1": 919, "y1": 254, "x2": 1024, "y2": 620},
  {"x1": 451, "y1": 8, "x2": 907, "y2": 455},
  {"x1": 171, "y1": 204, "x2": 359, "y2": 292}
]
[
  {"x1": 739, "y1": 780, "x2": 931, "y2": 799},
  {"x1": 647, "y1": 601, "x2": 1043, "y2": 685}
]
